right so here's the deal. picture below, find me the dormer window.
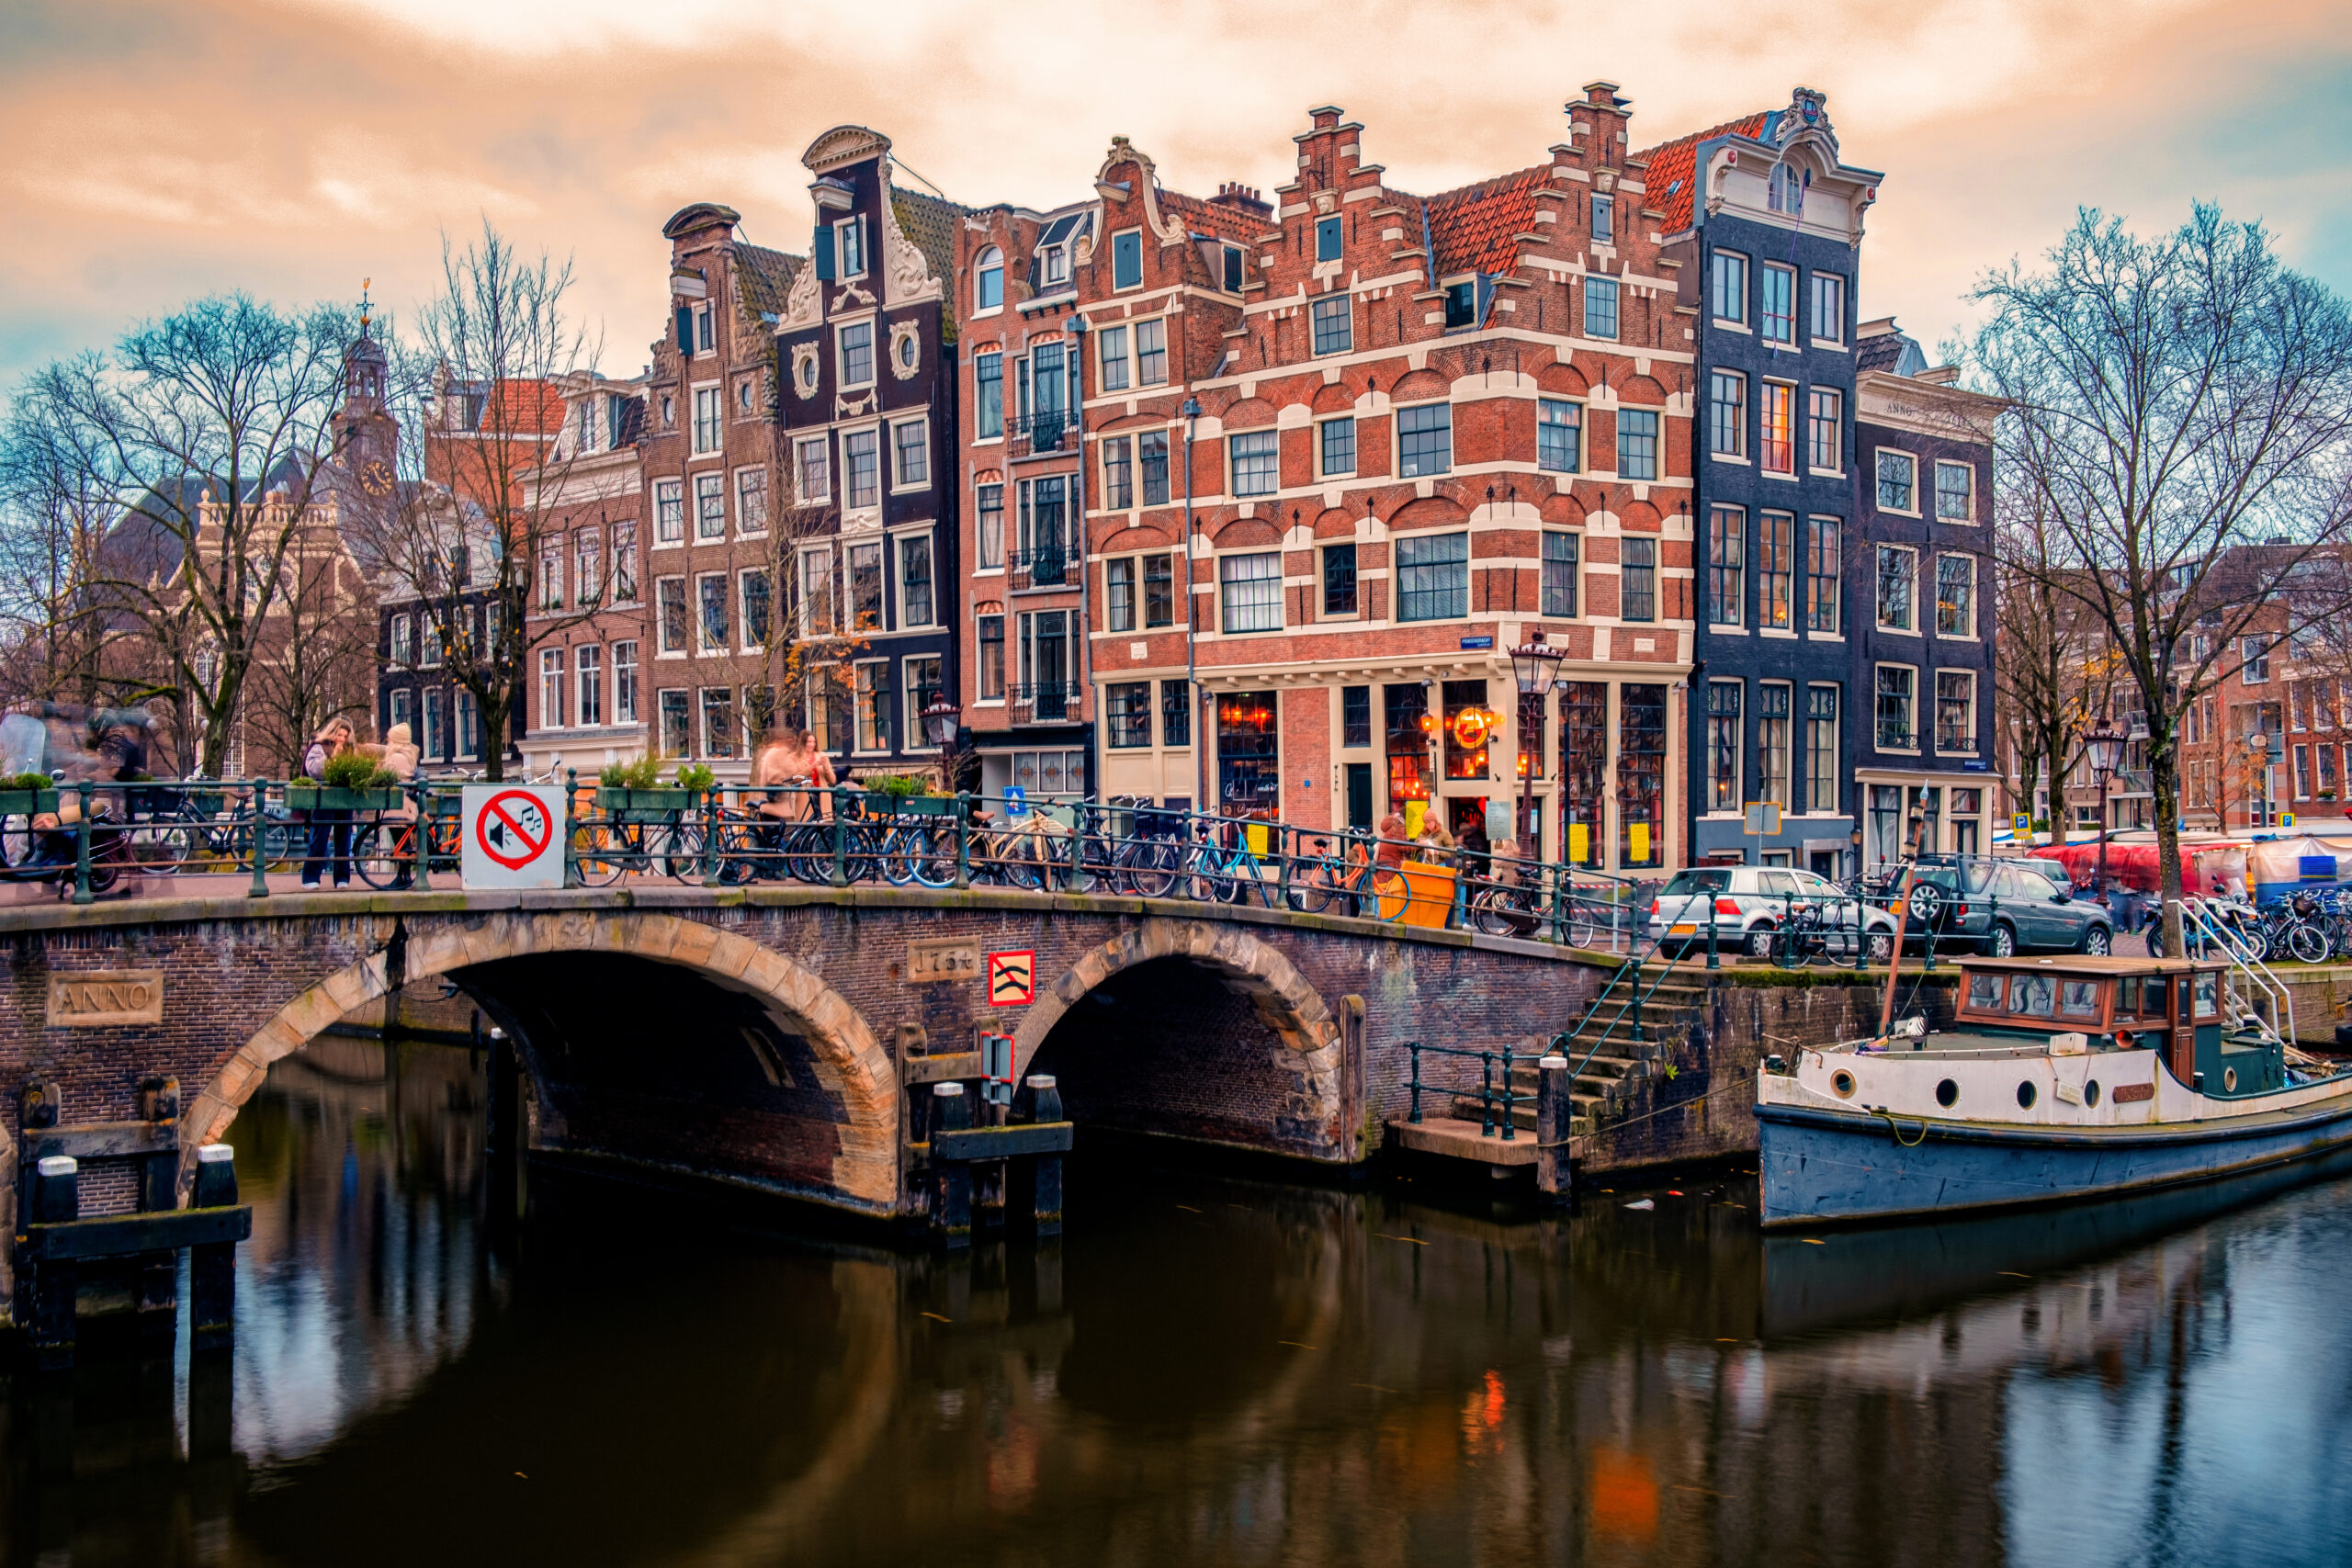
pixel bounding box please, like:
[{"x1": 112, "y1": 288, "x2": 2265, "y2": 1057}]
[
  {"x1": 1041, "y1": 243, "x2": 1069, "y2": 288},
  {"x1": 975, "y1": 246, "x2": 1003, "y2": 311},
  {"x1": 1770, "y1": 164, "x2": 1806, "y2": 215},
  {"x1": 1443, "y1": 281, "x2": 1476, "y2": 330},
  {"x1": 1223, "y1": 245, "x2": 1243, "y2": 292},
  {"x1": 577, "y1": 398, "x2": 599, "y2": 454},
  {"x1": 694, "y1": 304, "x2": 714, "y2": 355},
  {"x1": 837, "y1": 217, "x2": 867, "y2": 279}
]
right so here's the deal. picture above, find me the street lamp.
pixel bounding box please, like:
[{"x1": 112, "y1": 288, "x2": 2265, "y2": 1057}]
[
  {"x1": 920, "y1": 700, "x2": 960, "y2": 750},
  {"x1": 2086, "y1": 719, "x2": 2126, "y2": 895},
  {"x1": 1509, "y1": 629, "x2": 1564, "y2": 857},
  {"x1": 2247, "y1": 729, "x2": 2272, "y2": 830}
]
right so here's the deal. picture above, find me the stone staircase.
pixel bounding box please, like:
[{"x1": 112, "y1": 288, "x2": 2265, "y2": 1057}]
[{"x1": 1447, "y1": 961, "x2": 1710, "y2": 1137}]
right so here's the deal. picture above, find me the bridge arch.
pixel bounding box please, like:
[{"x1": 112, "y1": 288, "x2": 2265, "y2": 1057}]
[
  {"x1": 1016, "y1": 918, "x2": 1347, "y2": 1158},
  {"x1": 180, "y1": 909, "x2": 899, "y2": 1210}
]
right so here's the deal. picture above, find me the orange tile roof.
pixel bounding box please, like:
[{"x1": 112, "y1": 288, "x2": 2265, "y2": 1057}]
[
  {"x1": 1425, "y1": 164, "x2": 1548, "y2": 277},
  {"x1": 1159, "y1": 188, "x2": 1265, "y2": 245},
  {"x1": 1634, "y1": 112, "x2": 1770, "y2": 234},
  {"x1": 481, "y1": 378, "x2": 568, "y2": 437}
]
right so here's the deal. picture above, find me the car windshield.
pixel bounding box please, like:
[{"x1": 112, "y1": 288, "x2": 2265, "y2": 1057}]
[{"x1": 1661, "y1": 869, "x2": 1732, "y2": 897}]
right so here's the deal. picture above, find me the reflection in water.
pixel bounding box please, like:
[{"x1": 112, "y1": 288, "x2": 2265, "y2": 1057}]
[{"x1": 14, "y1": 1040, "x2": 2352, "y2": 1568}]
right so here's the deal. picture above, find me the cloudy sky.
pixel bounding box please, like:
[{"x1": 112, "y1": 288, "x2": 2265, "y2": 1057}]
[{"x1": 5, "y1": 0, "x2": 2348, "y2": 383}]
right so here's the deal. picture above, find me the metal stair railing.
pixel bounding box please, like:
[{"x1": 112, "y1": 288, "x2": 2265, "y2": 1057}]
[{"x1": 2177, "y1": 896, "x2": 2295, "y2": 1044}]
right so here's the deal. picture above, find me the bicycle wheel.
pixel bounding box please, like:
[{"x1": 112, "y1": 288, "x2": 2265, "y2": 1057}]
[
  {"x1": 1290, "y1": 862, "x2": 1341, "y2": 914},
  {"x1": 1122, "y1": 838, "x2": 1182, "y2": 898},
  {"x1": 130, "y1": 820, "x2": 196, "y2": 875},
  {"x1": 348, "y1": 822, "x2": 408, "y2": 890},
  {"x1": 2287, "y1": 921, "x2": 2328, "y2": 964},
  {"x1": 1470, "y1": 886, "x2": 1516, "y2": 936},
  {"x1": 1362, "y1": 865, "x2": 1409, "y2": 921},
  {"x1": 570, "y1": 821, "x2": 627, "y2": 887}
]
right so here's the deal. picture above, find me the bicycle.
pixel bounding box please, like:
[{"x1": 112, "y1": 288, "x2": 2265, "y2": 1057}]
[
  {"x1": 351, "y1": 801, "x2": 464, "y2": 890},
  {"x1": 1290, "y1": 830, "x2": 1408, "y2": 919}
]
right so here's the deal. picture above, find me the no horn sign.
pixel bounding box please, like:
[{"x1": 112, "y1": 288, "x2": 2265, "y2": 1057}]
[{"x1": 461, "y1": 784, "x2": 567, "y2": 889}]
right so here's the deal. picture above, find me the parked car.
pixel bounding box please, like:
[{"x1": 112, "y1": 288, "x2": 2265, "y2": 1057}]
[
  {"x1": 1647, "y1": 865, "x2": 1899, "y2": 961},
  {"x1": 1900, "y1": 857, "x2": 2114, "y2": 955}
]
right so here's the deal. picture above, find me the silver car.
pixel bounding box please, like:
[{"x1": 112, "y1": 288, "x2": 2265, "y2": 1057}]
[{"x1": 1647, "y1": 865, "x2": 1899, "y2": 961}]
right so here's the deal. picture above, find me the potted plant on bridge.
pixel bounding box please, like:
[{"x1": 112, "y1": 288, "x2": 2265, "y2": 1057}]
[
  {"x1": 864, "y1": 774, "x2": 951, "y2": 816},
  {"x1": 0, "y1": 773, "x2": 61, "y2": 818},
  {"x1": 287, "y1": 751, "x2": 405, "y2": 813},
  {"x1": 593, "y1": 756, "x2": 698, "y2": 820}
]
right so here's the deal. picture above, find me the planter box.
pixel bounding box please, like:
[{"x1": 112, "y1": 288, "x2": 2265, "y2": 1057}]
[
  {"x1": 594, "y1": 787, "x2": 697, "y2": 818},
  {"x1": 865, "y1": 793, "x2": 953, "y2": 817},
  {"x1": 0, "y1": 789, "x2": 60, "y2": 817},
  {"x1": 1394, "y1": 859, "x2": 1461, "y2": 929},
  {"x1": 286, "y1": 787, "x2": 404, "y2": 812}
]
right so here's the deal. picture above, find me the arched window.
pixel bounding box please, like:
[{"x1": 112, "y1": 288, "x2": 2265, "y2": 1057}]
[{"x1": 975, "y1": 247, "x2": 1003, "y2": 312}]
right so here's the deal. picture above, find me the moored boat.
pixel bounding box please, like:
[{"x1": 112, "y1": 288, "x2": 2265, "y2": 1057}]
[{"x1": 1757, "y1": 953, "x2": 2352, "y2": 1227}]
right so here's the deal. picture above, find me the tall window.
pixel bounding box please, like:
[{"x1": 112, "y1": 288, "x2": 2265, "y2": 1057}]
[
  {"x1": 974, "y1": 247, "x2": 1002, "y2": 312},
  {"x1": 538, "y1": 649, "x2": 564, "y2": 729},
  {"x1": 1342, "y1": 685, "x2": 1372, "y2": 748},
  {"x1": 1707, "y1": 506, "x2": 1745, "y2": 626},
  {"x1": 793, "y1": 437, "x2": 829, "y2": 505},
  {"x1": 838, "y1": 321, "x2": 875, "y2": 388},
  {"x1": 692, "y1": 388, "x2": 720, "y2": 454},
  {"x1": 537, "y1": 545, "x2": 563, "y2": 611},
  {"x1": 1102, "y1": 436, "x2": 1134, "y2": 509},
  {"x1": 1398, "y1": 403, "x2": 1452, "y2": 478},
  {"x1": 1936, "y1": 461, "x2": 1976, "y2": 521},
  {"x1": 1810, "y1": 273, "x2": 1845, "y2": 344},
  {"x1": 695, "y1": 472, "x2": 725, "y2": 541},
  {"x1": 576, "y1": 527, "x2": 603, "y2": 607},
  {"x1": 1321, "y1": 417, "x2": 1357, "y2": 477},
  {"x1": 659, "y1": 690, "x2": 690, "y2": 757},
  {"x1": 1311, "y1": 296, "x2": 1352, "y2": 355},
  {"x1": 1935, "y1": 554, "x2": 1974, "y2": 637},
  {"x1": 654, "y1": 478, "x2": 683, "y2": 543},
  {"x1": 702, "y1": 687, "x2": 740, "y2": 759},
  {"x1": 1617, "y1": 410, "x2": 1658, "y2": 480},
  {"x1": 1876, "y1": 450, "x2": 1917, "y2": 513},
  {"x1": 1543, "y1": 532, "x2": 1579, "y2": 617},
  {"x1": 1322, "y1": 542, "x2": 1358, "y2": 617},
  {"x1": 1017, "y1": 612, "x2": 1070, "y2": 716},
  {"x1": 614, "y1": 641, "x2": 639, "y2": 724},
  {"x1": 853, "y1": 664, "x2": 885, "y2": 751},
  {"x1": 390, "y1": 614, "x2": 413, "y2": 667},
  {"x1": 1621, "y1": 536, "x2": 1657, "y2": 622},
  {"x1": 1758, "y1": 683, "x2": 1791, "y2": 807},
  {"x1": 1759, "y1": 382, "x2": 1795, "y2": 474},
  {"x1": 1876, "y1": 546, "x2": 1915, "y2": 631},
  {"x1": 905, "y1": 656, "x2": 942, "y2": 744},
  {"x1": 1395, "y1": 532, "x2": 1469, "y2": 623},
  {"x1": 1144, "y1": 553, "x2": 1174, "y2": 626},
  {"x1": 1707, "y1": 682, "x2": 1742, "y2": 811},
  {"x1": 1711, "y1": 252, "x2": 1747, "y2": 323},
  {"x1": 1107, "y1": 682, "x2": 1152, "y2": 748},
  {"x1": 1876, "y1": 666, "x2": 1917, "y2": 749},
  {"x1": 1805, "y1": 518, "x2": 1840, "y2": 632},
  {"x1": 1806, "y1": 389, "x2": 1842, "y2": 471},
  {"x1": 656, "y1": 577, "x2": 687, "y2": 653},
  {"x1": 976, "y1": 483, "x2": 1003, "y2": 570},
  {"x1": 1135, "y1": 319, "x2": 1168, "y2": 385},
  {"x1": 848, "y1": 542, "x2": 883, "y2": 629},
  {"x1": 1140, "y1": 432, "x2": 1170, "y2": 505},
  {"x1": 1107, "y1": 557, "x2": 1136, "y2": 632},
  {"x1": 1219, "y1": 552, "x2": 1283, "y2": 633},
  {"x1": 844, "y1": 430, "x2": 879, "y2": 508},
  {"x1": 1019, "y1": 476, "x2": 1068, "y2": 581},
  {"x1": 1538, "y1": 400, "x2": 1581, "y2": 472},
  {"x1": 457, "y1": 691, "x2": 480, "y2": 759},
  {"x1": 612, "y1": 521, "x2": 638, "y2": 604},
  {"x1": 1709, "y1": 372, "x2": 1747, "y2": 458},
  {"x1": 975, "y1": 352, "x2": 1003, "y2": 438},
  {"x1": 893, "y1": 421, "x2": 929, "y2": 488},
  {"x1": 1230, "y1": 430, "x2": 1279, "y2": 496},
  {"x1": 737, "y1": 468, "x2": 767, "y2": 532},
  {"x1": 899, "y1": 536, "x2": 933, "y2": 628},
  {"x1": 424, "y1": 688, "x2": 446, "y2": 761},
  {"x1": 1759, "y1": 513, "x2": 1794, "y2": 630},
  {"x1": 1161, "y1": 680, "x2": 1192, "y2": 748},
  {"x1": 1584, "y1": 276, "x2": 1620, "y2": 340},
  {"x1": 836, "y1": 216, "x2": 866, "y2": 278},
  {"x1": 576, "y1": 646, "x2": 603, "y2": 728},
  {"x1": 1761, "y1": 264, "x2": 1796, "y2": 344},
  {"x1": 1804, "y1": 686, "x2": 1839, "y2": 812},
  {"x1": 1936, "y1": 671, "x2": 1978, "y2": 753},
  {"x1": 1098, "y1": 325, "x2": 1129, "y2": 392},
  {"x1": 977, "y1": 615, "x2": 1004, "y2": 700},
  {"x1": 697, "y1": 573, "x2": 729, "y2": 651}
]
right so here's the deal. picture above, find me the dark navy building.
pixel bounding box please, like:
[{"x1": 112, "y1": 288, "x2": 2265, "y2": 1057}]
[{"x1": 1656, "y1": 88, "x2": 1882, "y2": 874}]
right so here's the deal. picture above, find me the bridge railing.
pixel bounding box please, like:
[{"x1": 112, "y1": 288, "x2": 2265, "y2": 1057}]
[{"x1": 0, "y1": 774, "x2": 1665, "y2": 956}]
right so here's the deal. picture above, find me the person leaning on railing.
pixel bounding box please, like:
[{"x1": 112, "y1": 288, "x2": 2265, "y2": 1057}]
[
  {"x1": 1374, "y1": 814, "x2": 1410, "y2": 870},
  {"x1": 355, "y1": 723, "x2": 422, "y2": 889},
  {"x1": 750, "y1": 728, "x2": 836, "y2": 823}
]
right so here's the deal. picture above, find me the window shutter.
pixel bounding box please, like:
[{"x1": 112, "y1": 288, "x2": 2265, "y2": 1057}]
[
  {"x1": 675, "y1": 306, "x2": 693, "y2": 352},
  {"x1": 814, "y1": 227, "x2": 835, "y2": 280}
]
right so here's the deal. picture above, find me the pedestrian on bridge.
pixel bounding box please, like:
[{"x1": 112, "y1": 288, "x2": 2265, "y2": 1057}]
[
  {"x1": 752, "y1": 728, "x2": 837, "y2": 823},
  {"x1": 300, "y1": 719, "x2": 356, "y2": 890}
]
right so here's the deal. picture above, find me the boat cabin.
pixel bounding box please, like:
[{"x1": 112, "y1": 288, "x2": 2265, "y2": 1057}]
[{"x1": 1952, "y1": 956, "x2": 2282, "y2": 1098}]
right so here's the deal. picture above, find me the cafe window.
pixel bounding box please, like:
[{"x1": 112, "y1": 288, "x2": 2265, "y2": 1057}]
[
  {"x1": 1216, "y1": 692, "x2": 1280, "y2": 818},
  {"x1": 1560, "y1": 682, "x2": 1606, "y2": 869},
  {"x1": 1618, "y1": 684, "x2": 1667, "y2": 867}
]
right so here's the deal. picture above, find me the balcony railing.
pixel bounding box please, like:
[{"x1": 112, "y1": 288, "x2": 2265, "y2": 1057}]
[
  {"x1": 1011, "y1": 411, "x2": 1072, "y2": 458},
  {"x1": 1010, "y1": 681, "x2": 1085, "y2": 724},
  {"x1": 1008, "y1": 545, "x2": 1074, "y2": 592}
]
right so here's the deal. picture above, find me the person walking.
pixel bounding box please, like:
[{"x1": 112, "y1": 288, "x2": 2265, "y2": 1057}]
[
  {"x1": 300, "y1": 718, "x2": 356, "y2": 889},
  {"x1": 359, "y1": 722, "x2": 422, "y2": 888}
]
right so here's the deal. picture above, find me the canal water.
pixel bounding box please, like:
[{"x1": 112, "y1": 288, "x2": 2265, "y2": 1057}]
[{"x1": 17, "y1": 1036, "x2": 2352, "y2": 1568}]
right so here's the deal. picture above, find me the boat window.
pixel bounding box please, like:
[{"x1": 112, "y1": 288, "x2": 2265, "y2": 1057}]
[
  {"x1": 2061, "y1": 980, "x2": 2100, "y2": 1018},
  {"x1": 2193, "y1": 974, "x2": 2219, "y2": 1019},
  {"x1": 2138, "y1": 978, "x2": 2169, "y2": 1019},
  {"x1": 1966, "y1": 974, "x2": 2005, "y2": 1011},
  {"x1": 2118, "y1": 976, "x2": 2140, "y2": 1014},
  {"x1": 2012, "y1": 973, "x2": 2057, "y2": 1019}
]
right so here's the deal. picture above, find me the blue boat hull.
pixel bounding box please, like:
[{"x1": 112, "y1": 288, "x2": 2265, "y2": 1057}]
[{"x1": 1758, "y1": 1095, "x2": 2352, "y2": 1228}]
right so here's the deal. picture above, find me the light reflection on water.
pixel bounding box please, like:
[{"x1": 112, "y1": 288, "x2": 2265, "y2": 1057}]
[{"x1": 17, "y1": 1038, "x2": 2352, "y2": 1568}]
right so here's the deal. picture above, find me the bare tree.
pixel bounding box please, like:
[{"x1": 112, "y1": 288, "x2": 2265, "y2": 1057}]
[
  {"x1": 238, "y1": 515, "x2": 379, "y2": 773},
  {"x1": 0, "y1": 396, "x2": 116, "y2": 708},
  {"x1": 1972, "y1": 204, "x2": 2352, "y2": 952},
  {"x1": 1993, "y1": 491, "x2": 2121, "y2": 840}
]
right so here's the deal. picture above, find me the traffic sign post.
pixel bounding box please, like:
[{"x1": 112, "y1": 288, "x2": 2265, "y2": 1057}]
[
  {"x1": 987, "y1": 950, "x2": 1035, "y2": 1008},
  {"x1": 460, "y1": 785, "x2": 567, "y2": 889}
]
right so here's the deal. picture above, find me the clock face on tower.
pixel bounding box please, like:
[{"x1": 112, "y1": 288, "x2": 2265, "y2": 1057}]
[{"x1": 358, "y1": 459, "x2": 394, "y2": 497}]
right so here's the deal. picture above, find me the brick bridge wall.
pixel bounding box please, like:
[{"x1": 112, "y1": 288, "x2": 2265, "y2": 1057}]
[{"x1": 0, "y1": 885, "x2": 1616, "y2": 1314}]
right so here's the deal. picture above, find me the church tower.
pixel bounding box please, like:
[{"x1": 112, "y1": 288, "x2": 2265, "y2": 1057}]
[{"x1": 334, "y1": 282, "x2": 400, "y2": 501}]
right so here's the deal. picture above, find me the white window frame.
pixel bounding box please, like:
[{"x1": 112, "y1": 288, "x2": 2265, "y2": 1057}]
[
  {"x1": 691, "y1": 385, "x2": 722, "y2": 457},
  {"x1": 1810, "y1": 272, "x2": 1847, "y2": 346},
  {"x1": 1396, "y1": 400, "x2": 1453, "y2": 479},
  {"x1": 734, "y1": 466, "x2": 768, "y2": 536},
  {"x1": 1876, "y1": 448, "x2": 1920, "y2": 515},
  {"x1": 1934, "y1": 552, "x2": 1978, "y2": 640},
  {"x1": 1708, "y1": 371, "x2": 1747, "y2": 462},
  {"x1": 836, "y1": 319, "x2": 876, "y2": 390},
  {"x1": 695, "y1": 571, "x2": 730, "y2": 655},
  {"x1": 796, "y1": 436, "x2": 830, "y2": 505},
  {"x1": 852, "y1": 659, "x2": 890, "y2": 753},
  {"x1": 973, "y1": 246, "x2": 1003, "y2": 315},
  {"x1": 1935, "y1": 459, "x2": 1977, "y2": 523},
  {"x1": 1759, "y1": 378, "x2": 1797, "y2": 476},
  {"x1": 739, "y1": 568, "x2": 770, "y2": 654},
  {"x1": 1111, "y1": 227, "x2": 1145, "y2": 292},
  {"x1": 1934, "y1": 669, "x2": 1979, "y2": 755},
  {"x1": 390, "y1": 613, "x2": 413, "y2": 668},
  {"x1": 1760, "y1": 262, "x2": 1797, "y2": 346},
  {"x1": 842, "y1": 426, "x2": 881, "y2": 512},
  {"x1": 576, "y1": 644, "x2": 603, "y2": 728},
  {"x1": 1710, "y1": 250, "x2": 1749, "y2": 328},
  {"x1": 836, "y1": 215, "x2": 867, "y2": 279},
  {"x1": 797, "y1": 545, "x2": 835, "y2": 637},
  {"x1": 1875, "y1": 544, "x2": 1919, "y2": 635},
  {"x1": 653, "y1": 477, "x2": 684, "y2": 546},
  {"x1": 694, "y1": 470, "x2": 726, "y2": 542},
  {"x1": 891, "y1": 419, "x2": 931, "y2": 492},
  {"x1": 654, "y1": 575, "x2": 689, "y2": 658},
  {"x1": 538, "y1": 649, "x2": 565, "y2": 730},
  {"x1": 1874, "y1": 662, "x2": 1920, "y2": 752},
  {"x1": 613, "y1": 640, "x2": 639, "y2": 725},
  {"x1": 894, "y1": 526, "x2": 936, "y2": 630}
]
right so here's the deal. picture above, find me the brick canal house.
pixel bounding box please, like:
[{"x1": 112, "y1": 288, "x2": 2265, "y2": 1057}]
[
  {"x1": 1040, "y1": 91, "x2": 1702, "y2": 871},
  {"x1": 639, "y1": 201, "x2": 802, "y2": 777},
  {"x1": 1655, "y1": 87, "x2": 1885, "y2": 876},
  {"x1": 1850, "y1": 319, "x2": 2000, "y2": 868},
  {"x1": 771, "y1": 126, "x2": 966, "y2": 784},
  {"x1": 517, "y1": 373, "x2": 650, "y2": 777}
]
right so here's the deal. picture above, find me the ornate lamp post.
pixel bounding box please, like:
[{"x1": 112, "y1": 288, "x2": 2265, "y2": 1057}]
[
  {"x1": 2086, "y1": 718, "x2": 2126, "y2": 895},
  {"x1": 920, "y1": 700, "x2": 961, "y2": 751},
  {"x1": 1509, "y1": 630, "x2": 1564, "y2": 857},
  {"x1": 2246, "y1": 728, "x2": 2280, "y2": 831}
]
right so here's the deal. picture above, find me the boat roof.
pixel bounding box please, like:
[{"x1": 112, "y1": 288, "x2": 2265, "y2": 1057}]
[{"x1": 1959, "y1": 955, "x2": 2227, "y2": 976}]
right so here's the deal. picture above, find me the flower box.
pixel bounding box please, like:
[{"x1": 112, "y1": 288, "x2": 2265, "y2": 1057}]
[
  {"x1": 286, "y1": 786, "x2": 405, "y2": 812},
  {"x1": 594, "y1": 786, "x2": 698, "y2": 818},
  {"x1": 0, "y1": 789, "x2": 60, "y2": 817},
  {"x1": 865, "y1": 792, "x2": 953, "y2": 817}
]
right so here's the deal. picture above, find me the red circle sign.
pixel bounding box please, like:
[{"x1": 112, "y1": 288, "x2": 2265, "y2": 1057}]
[{"x1": 475, "y1": 790, "x2": 553, "y2": 871}]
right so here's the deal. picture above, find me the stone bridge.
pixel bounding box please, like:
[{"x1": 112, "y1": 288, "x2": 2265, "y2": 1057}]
[{"x1": 0, "y1": 885, "x2": 1616, "y2": 1306}]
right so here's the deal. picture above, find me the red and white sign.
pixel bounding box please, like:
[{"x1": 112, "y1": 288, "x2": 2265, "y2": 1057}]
[
  {"x1": 460, "y1": 784, "x2": 566, "y2": 889},
  {"x1": 987, "y1": 950, "x2": 1035, "y2": 1008}
]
